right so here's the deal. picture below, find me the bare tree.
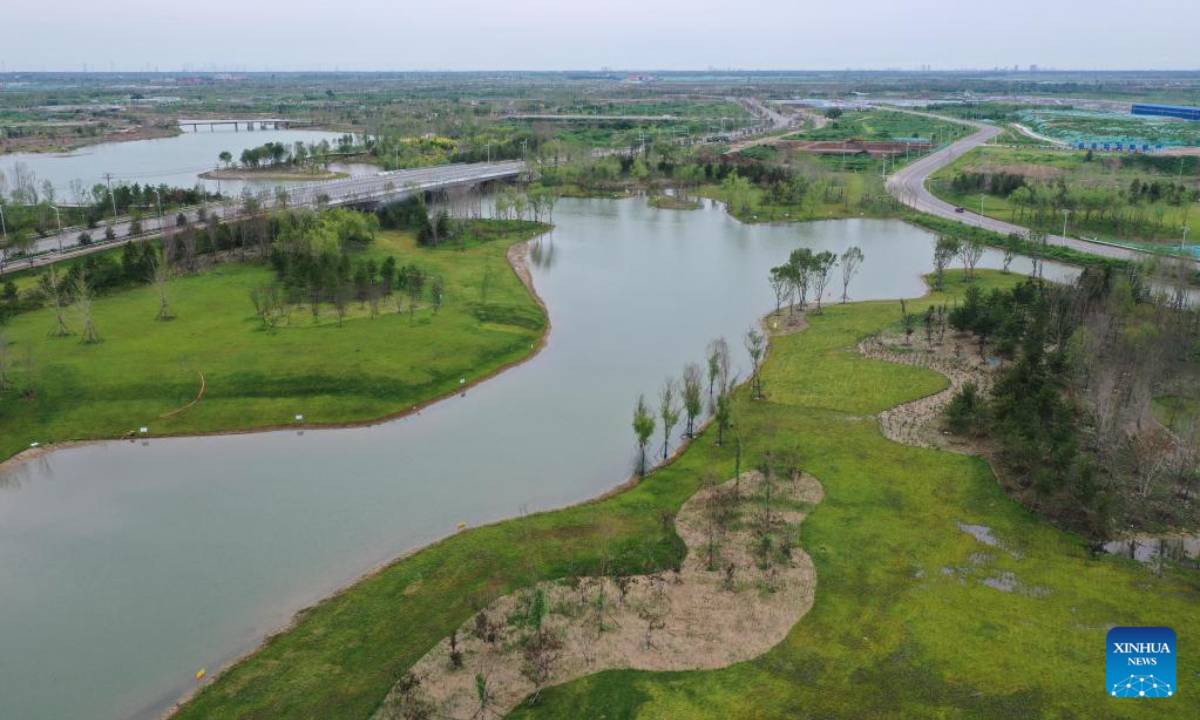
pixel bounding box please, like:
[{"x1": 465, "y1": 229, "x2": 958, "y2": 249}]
[
  {"x1": 42, "y1": 265, "x2": 71, "y2": 337},
  {"x1": 840, "y1": 246, "x2": 864, "y2": 303},
  {"x1": 77, "y1": 271, "x2": 100, "y2": 344},
  {"x1": 152, "y1": 246, "x2": 174, "y2": 320}
]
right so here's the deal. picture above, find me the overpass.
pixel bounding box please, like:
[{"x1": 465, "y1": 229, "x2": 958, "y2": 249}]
[{"x1": 2, "y1": 161, "x2": 526, "y2": 274}]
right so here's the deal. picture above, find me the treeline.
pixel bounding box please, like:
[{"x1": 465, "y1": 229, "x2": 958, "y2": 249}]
[
  {"x1": 946, "y1": 168, "x2": 1199, "y2": 240},
  {"x1": 945, "y1": 263, "x2": 1200, "y2": 536}
]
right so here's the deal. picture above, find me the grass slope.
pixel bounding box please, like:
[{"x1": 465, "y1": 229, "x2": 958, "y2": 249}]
[
  {"x1": 0, "y1": 226, "x2": 546, "y2": 464},
  {"x1": 176, "y1": 270, "x2": 1198, "y2": 719}
]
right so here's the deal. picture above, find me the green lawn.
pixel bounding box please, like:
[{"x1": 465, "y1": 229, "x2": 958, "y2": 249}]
[
  {"x1": 0, "y1": 225, "x2": 547, "y2": 464},
  {"x1": 174, "y1": 270, "x2": 1199, "y2": 719},
  {"x1": 930, "y1": 145, "x2": 1199, "y2": 250}
]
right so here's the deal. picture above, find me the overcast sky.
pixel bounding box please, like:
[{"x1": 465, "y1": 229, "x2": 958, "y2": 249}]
[{"x1": 4, "y1": 0, "x2": 1198, "y2": 72}]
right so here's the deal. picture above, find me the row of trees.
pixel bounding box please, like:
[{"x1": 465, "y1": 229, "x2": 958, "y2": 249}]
[
  {"x1": 633, "y1": 329, "x2": 772, "y2": 477},
  {"x1": 769, "y1": 246, "x2": 865, "y2": 314}
]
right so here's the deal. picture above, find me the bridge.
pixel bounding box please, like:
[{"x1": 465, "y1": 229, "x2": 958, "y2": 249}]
[
  {"x1": 2, "y1": 161, "x2": 527, "y2": 274},
  {"x1": 177, "y1": 118, "x2": 314, "y2": 132}
]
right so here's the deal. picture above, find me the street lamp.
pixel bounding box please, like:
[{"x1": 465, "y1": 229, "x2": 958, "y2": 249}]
[
  {"x1": 51, "y1": 205, "x2": 63, "y2": 253},
  {"x1": 1183, "y1": 226, "x2": 1191, "y2": 254},
  {"x1": 151, "y1": 188, "x2": 164, "y2": 232},
  {"x1": 1061, "y1": 209, "x2": 1071, "y2": 238}
]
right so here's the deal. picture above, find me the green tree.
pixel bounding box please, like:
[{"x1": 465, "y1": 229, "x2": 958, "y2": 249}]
[{"x1": 633, "y1": 394, "x2": 656, "y2": 476}]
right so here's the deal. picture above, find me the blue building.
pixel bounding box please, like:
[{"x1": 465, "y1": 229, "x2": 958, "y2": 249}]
[{"x1": 1131, "y1": 103, "x2": 1200, "y2": 121}]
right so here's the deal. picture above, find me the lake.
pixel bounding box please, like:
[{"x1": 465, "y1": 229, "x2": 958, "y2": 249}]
[
  {"x1": 0, "y1": 197, "x2": 1077, "y2": 720},
  {"x1": 0, "y1": 126, "x2": 378, "y2": 200}
]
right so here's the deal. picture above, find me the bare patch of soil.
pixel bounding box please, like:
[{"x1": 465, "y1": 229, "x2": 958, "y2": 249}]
[
  {"x1": 376, "y1": 470, "x2": 822, "y2": 720},
  {"x1": 858, "y1": 330, "x2": 997, "y2": 453}
]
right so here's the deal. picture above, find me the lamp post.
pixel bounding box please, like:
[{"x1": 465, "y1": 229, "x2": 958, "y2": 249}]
[
  {"x1": 1183, "y1": 226, "x2": 1191, "y2": 254},
  {"x1": 51, "y1": 205, "x2": 63, "y2": 253},
  {"x1": 151, "y1": 188, "x2": 164, "y2": 232},
  {"x1": 1062, "y1": 208, "x2": 1071, "y2": 238}
]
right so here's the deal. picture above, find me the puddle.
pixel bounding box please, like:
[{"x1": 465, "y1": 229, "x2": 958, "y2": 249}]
[
  {"x1": 956, "y1": 520, "x2": 1023, "y2": 559},
  {"x1": 1102, "y1": 537, "x2": 1200, "y2": 569}
]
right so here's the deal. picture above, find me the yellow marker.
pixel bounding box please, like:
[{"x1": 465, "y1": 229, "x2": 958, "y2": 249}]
[
  {"x1": 195, "y1": 669, "x2": 207, "y2": 681},
  {"x1": 456, "y1": 521, "x2": 467, "y2": 531}
]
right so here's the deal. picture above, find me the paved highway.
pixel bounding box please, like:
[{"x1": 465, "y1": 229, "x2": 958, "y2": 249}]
[
  {"x1": 4, "y1": 161, "x2": 524, "y2": 273},
  {"x1": 883, "y1": 112, "x2": 1190, "y2": 264}
]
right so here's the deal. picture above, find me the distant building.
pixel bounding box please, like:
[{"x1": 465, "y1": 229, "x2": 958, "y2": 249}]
[{"x1": 1132, "y1": 103, "x2": 1200, "y2": 122}]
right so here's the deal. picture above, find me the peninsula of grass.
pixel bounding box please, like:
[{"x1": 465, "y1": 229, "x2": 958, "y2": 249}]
[
  {"x1": 199, "y1": 167, "x2": 350, "y2": 182},
  {"x1": 0, "y1": 222, "x2": 547, "y2": 465},
  {"x1": 647, "y1": 193, "x2": 701, "y2": 210},
  {"x1": 173, "y1": 270, "x2": 1199, "y2": 720}
]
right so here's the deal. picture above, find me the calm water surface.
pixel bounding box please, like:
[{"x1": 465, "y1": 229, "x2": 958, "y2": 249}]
[
  {"x1": 0, "y1": 198, "x2": 1076, "y2": 719},
  {"x1": 0, "y1": 126, "x2": 375, "y2": 199}
]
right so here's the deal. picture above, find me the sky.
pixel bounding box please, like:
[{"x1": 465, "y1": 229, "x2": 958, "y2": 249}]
[{"x1": 3, "y1": 0, "x2": 1199, "y2": 72}]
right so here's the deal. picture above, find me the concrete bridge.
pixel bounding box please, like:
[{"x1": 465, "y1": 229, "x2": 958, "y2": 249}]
[
  {"x1": 177, "y1": 118, "x2": 313, "y2": 132},
  {"x1": 2, "y1": 161, "x2": 527, "y2": 273}
]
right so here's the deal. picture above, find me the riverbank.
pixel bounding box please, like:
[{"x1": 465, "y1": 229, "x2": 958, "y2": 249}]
[
  {"x1": 0, "y1": 222, "x2": 549, "y2": 468},
  {"x1": 0, "y1": 122, "x2": 181, "y2": 155},
  {"x1": 198, "y1": 167, "x2": 349, "y2": 182},
  {"x1": 173, "y1": 269, "x2": 1200, "y2": 719}
]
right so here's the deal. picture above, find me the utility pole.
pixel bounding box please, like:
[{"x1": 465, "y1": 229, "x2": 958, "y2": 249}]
[
  {"x1": 1183, "y1": 225, "x2": 1191, "y2": 254},
  {"x1": 152, "y1": 188, "x2": 164, "y2": 234}
]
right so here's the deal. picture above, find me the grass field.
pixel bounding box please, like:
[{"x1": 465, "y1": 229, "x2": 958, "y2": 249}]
[
  {"x1": 0, "y1": 224, "x2": 547, "y2": 464},
  {"x1": 795, "y1": 109, "x2": 966, "y2": 145},
  {"x1": 931, "y1": 145, "x2": 1199, "y2": 248},
  {"x1": 698, "y1": 170, "x2": 899, "y2": 223},
  {"x1": 173, "y1": 270, "x2": 1199, "y2": 719}
]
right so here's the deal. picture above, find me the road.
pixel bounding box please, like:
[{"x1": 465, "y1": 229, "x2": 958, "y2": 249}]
[
  {"x1": 4, "y1": 161, "x2": 525, "y2": 274},
  {"x1": 883, "y1": 113, "x2": 1191, "y2": 264}
]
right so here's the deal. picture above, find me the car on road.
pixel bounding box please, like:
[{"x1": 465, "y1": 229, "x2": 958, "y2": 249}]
[{"x1": 954, "y1": 206, "x2": 965, "y2": 214}]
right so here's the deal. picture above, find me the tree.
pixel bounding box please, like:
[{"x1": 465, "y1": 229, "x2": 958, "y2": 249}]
[
  {"x1": 714, "y1": 383, "x2": 734, "y2": 446},
  {"x1": 681, "y1": 362, "x2": 703, "y2": 437},
  {"x1": 218, "y1": 151, "x2": 232, "y2": 168},
  {"x1": 430, "y1": 276, "x2": 445, "y2": 315},
  {"x1": 659, "y1": 378, "x2": 681, "y2": 460},
  {"x1": 959, "y1": 237, "x2": 984, "y2": 279},
  {"x1": 706, "y1": 337, "x2": 730, "y2": 397},
  {"x1": 840, "y1": 246, "x2": 864, "y2": 303},
  {"x1": 744, "y1": 326, "x2": 766, "y2": 399},
  {"x1": 151, "y1": 246, "x2": 174, "y2": 320},
  {"x1": 810, "y1": 250, "x2": 837, "y2": 312},
  {"x1": 77, "y1": 270, "x2": 100, "y2": 344},
  {"x1": 633, "y1": 394, "x2": 656, "y2": 476},
  {"x1": 933, "y1": 235, "x2": 961, "y2": 290},
  {"x1": 769, "y1": 266, "x2": 790, "y2": 312},
  {"x1": 42, "y1": 265, "x2": 71, "y2": 337}
]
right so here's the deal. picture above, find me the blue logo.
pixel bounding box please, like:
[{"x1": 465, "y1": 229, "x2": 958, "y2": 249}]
[{"x1": 1107, "y1": 627, "x2": 1176, "y2": 698}]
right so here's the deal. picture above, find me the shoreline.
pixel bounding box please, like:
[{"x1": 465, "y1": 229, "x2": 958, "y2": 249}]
[
  {"x1": 198, "y1": 168, "x2": 349, "y2": 182},
  {"x1": 0, "y1": 230, "x2": 552, "y2": 478}
]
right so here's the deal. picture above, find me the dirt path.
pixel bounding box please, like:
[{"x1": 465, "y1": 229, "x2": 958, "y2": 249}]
[
  {"x1": 857, "y1": 332, "x2": 994, "y2": 451},
  {"x1": 376, "y1": 470, "x2": 822, "y2": 719}
]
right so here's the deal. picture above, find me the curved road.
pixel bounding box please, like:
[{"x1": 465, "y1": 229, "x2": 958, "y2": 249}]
[{"x1": 884, "y1": 113, "x2": 1195, "y2": 265}]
